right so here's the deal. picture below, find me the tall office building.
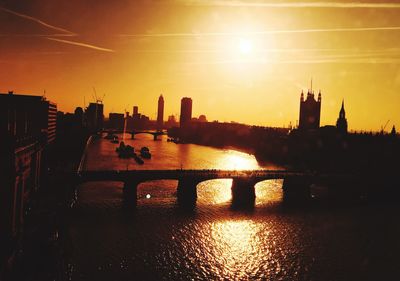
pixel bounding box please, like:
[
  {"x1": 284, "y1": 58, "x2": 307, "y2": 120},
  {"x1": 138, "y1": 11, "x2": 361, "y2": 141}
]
[
  {"x1": 180, "y1": 97, "x2": 192, "y2": 127},
  {"x1": 157, "y1": 95, "x2": 164, "y2": 130},
  {"x1": 86, "y1": 102, "x2": 104, "y2": 132}
]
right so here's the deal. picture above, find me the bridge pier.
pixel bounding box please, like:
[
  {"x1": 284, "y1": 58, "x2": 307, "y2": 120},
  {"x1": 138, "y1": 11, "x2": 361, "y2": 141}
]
[
  {"x1": 282, "y1": 177, "x2": 311, "y2": 202},
  {"x1": 177, "y1": 178, "x2": 198, "y2": 206},
  {"x1": 231, "y1": 178, "x2": 256, "y2": 207},
  {"x1": 123, "y1": 180, "x2": 139, "y2": 206},
  {"x1": 153, "y1": 134, "x2": 158, "y2": 141},
  {"x1": 131, "y1": 133, "x2": 135, "y2": 139}
]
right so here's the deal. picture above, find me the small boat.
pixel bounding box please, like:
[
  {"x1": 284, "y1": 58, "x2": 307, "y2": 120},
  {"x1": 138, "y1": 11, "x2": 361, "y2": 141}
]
[
  {"x1": 116, "y1": 142, "x2": 135, "y2": 158},
  {"x1": 140, "y1": 147, "x2": 151, "y2": 159},
  {"x1": 133, "y1": 153, "x2": 144, "y2": 164}
]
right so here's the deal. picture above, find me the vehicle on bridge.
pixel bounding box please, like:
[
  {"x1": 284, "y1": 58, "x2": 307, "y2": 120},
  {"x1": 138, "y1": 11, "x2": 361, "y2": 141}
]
[{"x1": 104, "y1": 132, "x2": 118, "y2": 140}]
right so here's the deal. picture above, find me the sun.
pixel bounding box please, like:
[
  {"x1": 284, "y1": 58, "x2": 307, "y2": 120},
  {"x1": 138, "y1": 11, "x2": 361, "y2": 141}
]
[{"x1": 238, "y1": 38, "x2": 253, "y2": 55}]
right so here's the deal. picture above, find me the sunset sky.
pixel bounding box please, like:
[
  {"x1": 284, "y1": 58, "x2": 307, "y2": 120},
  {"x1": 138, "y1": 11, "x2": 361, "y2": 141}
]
[{"x1": 1, "y1": 0, "x2": 400, "y2": 131}]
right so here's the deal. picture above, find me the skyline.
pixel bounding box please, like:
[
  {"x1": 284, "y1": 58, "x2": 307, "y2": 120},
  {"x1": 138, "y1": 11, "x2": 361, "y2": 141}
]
[{"x1": 1, "y1": 0, "x2": 400, "y2": 130}]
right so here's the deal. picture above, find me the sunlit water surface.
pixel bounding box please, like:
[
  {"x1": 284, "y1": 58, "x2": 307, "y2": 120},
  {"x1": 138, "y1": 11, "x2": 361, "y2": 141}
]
[{"x1": 65, "y1": 134, "x2": 400, "y2": 281}]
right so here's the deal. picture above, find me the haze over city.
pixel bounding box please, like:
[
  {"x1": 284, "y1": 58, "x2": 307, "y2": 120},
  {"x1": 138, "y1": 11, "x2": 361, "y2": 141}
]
[{"x1": 1, "y1": 0, "x2": 400, "y2": 130}]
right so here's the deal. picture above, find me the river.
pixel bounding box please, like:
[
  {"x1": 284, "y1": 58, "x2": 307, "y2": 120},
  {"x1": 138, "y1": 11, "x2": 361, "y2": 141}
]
[{"x1": 64, "y1": 133, "x2": 400, "y2": 281}]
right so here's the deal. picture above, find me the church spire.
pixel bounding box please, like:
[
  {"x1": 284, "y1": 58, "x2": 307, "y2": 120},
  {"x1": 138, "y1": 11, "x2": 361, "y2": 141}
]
[
  {"x1": 340, "y1": 99, "x2": 345, "y2": 118},
  {"x1": 391, "y1": 125, "x2": 397, "y2": 136},
  {"x1": 337, "y1": 99, "x2": 348, "y2": 134}
]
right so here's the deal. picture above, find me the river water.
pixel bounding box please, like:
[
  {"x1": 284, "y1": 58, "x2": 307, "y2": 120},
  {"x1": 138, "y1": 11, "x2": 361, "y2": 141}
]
[{"x1": 64, "y1": 134, "x2": 400, "y2": 281}]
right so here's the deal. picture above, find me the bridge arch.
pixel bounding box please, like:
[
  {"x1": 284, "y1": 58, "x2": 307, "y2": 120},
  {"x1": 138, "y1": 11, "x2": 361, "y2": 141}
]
[
  {"x1": 74, "y1": 180, "x2": 126, "y2": 203},
  {"x1": 135, "y1": 179, "x2": 179, "y2": 200},
  {"x1": 191, "y1": 177, "x2": 260, "y2": 206},
  {"x1": 254, "y1": 179, "x2": 284, "y2": 204},
  {"x1": 196, "y1": 179, "x2": 233, "y2": 204}
]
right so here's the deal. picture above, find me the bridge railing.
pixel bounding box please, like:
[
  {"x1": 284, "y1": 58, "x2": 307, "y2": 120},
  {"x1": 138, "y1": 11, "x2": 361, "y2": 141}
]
[
  {"x1": 77, "y1": 135, "x2": 94, "y2": 175},
  {"x1": 77, "y1": 169, "x2": 309, "y2": 178}
]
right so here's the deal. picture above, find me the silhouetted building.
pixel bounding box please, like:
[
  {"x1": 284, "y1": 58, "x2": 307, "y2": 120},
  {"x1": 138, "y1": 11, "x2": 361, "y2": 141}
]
[
  {"x1": 127, "y1": 106, "x2": 150, "y2": 130},
  {"x1": 180, "y1": 97, "x2": 192, "y2": 127},
  {"x1": 336, "y1": 100, "x2": 348, "y2": 134},
  {"x1": 391, "y1": 125, "x2": 397, "y2": 136},
  {"x1": 299, "y1": 89, "x2": 321, "y2": 131},
  {"x1": 109, "y1": 113, "x2": 125, "y2": 130},
  {"x1": 133, "y1": 106, "x2": 138, "y2": 116},
  {"x1": 74, "y1": 107, "x2": 84, "y2": 127},
  {"x1": 198, "y1": 115, "x2": 207, "y2": 122},
  {"x1": 166, "y1": 115, "x2": 178, "y2": 128},
  {"x1": 86, "y1": 102, "x2": 104, "y2": 132},
  {"x1": 157, "y1": 95, "x2": 164, "y2": 130},
  {"x1": 0, "y1": 92, "x2": 56, "y2": 267}
]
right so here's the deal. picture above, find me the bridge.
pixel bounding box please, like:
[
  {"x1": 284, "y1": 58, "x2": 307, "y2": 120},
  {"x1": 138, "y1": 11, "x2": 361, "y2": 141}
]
[
  {"x1": 76, "y1": 136, "x2": 398, "y2": 207},
  {"x1": 102, "y1": 129, "x2": 167, "y2": 140},
  {"x1": 76, "y1": 169, "x2": 359, "y2": 206}
]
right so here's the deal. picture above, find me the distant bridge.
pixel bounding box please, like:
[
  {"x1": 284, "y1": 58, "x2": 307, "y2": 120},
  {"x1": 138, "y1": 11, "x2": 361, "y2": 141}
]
[
  {"x1": 76, "y1": 169, "x2": 361, "y2": 206},
  {"x1": 102, "y1": 129, "x2": 167, "y2": 140}
]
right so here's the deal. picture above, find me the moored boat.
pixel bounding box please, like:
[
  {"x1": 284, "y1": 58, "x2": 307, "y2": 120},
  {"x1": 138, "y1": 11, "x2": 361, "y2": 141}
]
[
  {"x1": 116, "y1": 142, "x2": 135, "y2": 158},
  {"x1": 140, "y1": 147, "x2": 151, "y2": 159}
]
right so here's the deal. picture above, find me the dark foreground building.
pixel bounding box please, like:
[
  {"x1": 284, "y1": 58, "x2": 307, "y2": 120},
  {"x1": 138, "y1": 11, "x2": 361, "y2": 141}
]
[{"x1": 0, "y1": 92, "x2": 56, "y2": 277}]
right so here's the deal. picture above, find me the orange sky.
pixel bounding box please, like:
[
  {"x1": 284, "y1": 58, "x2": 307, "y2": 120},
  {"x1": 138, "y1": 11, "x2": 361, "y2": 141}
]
[{"x1": 1, "y1": 0, "x2": 400, "y2": 132}]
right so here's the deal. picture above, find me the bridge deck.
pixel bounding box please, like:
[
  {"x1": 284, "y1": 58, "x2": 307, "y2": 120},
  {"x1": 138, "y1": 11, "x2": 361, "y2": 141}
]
[{"x1": 77, "y1": 169, "x2": 316, "y2": 183}]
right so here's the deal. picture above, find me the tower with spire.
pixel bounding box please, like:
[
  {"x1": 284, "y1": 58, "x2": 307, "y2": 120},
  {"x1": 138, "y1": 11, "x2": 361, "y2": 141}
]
[
  {"x1": 391, "y1": 125, "x2": 397, "y2": 136},
  {"x1": 157, "y1": 94, "x2": 164, "y2": 131},
  {"x1": 299, "y1": 79, "x2": 321, "y2": 131},
  {"x1": 336, "y1": 100, "x2": 348, "y2": 134}
]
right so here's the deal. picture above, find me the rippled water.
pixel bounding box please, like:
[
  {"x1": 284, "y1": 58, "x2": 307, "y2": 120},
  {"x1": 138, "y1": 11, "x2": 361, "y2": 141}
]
[{"x1": 65, "y1": 134, "x2": 400, "y2": 281}]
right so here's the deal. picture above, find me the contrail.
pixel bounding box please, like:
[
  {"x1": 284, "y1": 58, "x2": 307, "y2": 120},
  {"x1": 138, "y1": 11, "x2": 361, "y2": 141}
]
[
  {"x1": 119, "y1": 26, "x2": 400, "y2": 37},
  {"x1": 1, "y1": 6, "x2": 115, "y2": 53},
  {"x1": 184, "y1": 58, "x2": 400, "y2": 65},
  {"x1": 182, "y1": 1, "x2": 400, "y2": 9},
  {"x1": 0, "y1": 33, "x2": 75, "y2": 37},
  {"x1": 0, "y1": 6, "x2": 75, "y2": 35},
  {"x1": 46, "y1": 37, "x2": 115, "y2": 53}
]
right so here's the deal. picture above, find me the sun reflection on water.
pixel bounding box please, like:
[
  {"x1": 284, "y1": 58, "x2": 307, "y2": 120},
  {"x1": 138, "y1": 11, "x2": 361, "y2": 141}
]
[
  {"x1": 197, "y1": 179, "x2": 232, "y2": 204},
  {"x1": 216, "y1": 150, "x2": 259, "y2": 170},
  {"x1": 210, "y1": 220, "x2": 266, "y2": 278}
]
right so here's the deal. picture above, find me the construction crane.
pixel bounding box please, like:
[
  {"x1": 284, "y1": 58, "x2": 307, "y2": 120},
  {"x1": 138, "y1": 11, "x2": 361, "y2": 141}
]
[
  {"x1": 381, "y1": 119, "x2": 390, "y2": 134},
  {"x1": 92, "y1": 87, "x2": 105, "y2": 104}
]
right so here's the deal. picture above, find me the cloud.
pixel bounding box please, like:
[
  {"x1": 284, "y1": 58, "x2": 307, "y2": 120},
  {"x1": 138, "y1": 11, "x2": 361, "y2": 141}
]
[
  {"x1": 0, "y1": 6, "x2": 75, "y2": 35},
  {"x1": 182, "y1": 1, "x2": 400, "y2": 9},
  {"x1": 46, "y1": 37, "x2": 115, "y2": 53}
]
